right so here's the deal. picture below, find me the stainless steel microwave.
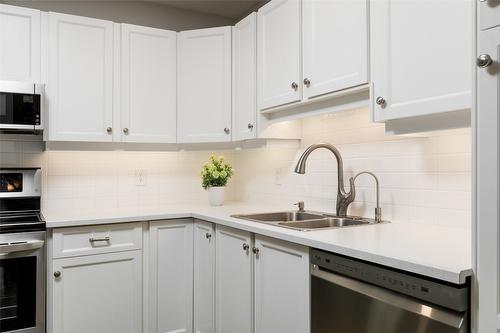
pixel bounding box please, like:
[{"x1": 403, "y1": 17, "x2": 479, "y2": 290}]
[{"x1": 0, "y1": 81, "x2": 44, "y2": 132}]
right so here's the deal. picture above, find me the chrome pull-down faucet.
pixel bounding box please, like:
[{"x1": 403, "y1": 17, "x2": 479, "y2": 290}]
[{"x1": 294, "y1": 143, "x2": 355, "y2": 217}]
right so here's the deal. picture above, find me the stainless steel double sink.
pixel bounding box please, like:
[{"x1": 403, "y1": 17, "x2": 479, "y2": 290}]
[{"x1": 231, "y1": 211, "x2": 380, "y2": 231}]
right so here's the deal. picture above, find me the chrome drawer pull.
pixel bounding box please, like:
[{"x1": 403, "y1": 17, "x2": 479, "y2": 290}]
[{"x1": 89, "y1": 236, "x2": 110, "y2": 243}]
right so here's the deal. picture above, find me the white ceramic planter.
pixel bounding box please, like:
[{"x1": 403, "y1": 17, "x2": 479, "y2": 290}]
[{"x1": 208, "y1": 186, "x2": 225, "y2": 206}]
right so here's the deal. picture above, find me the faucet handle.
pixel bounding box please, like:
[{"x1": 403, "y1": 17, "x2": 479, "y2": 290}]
[
  {"x1": 375, "y1": 207, "x2": 382, "y2": 223},
  {"x1": 294, "y1": 201, "x2": 305, "y2": 212}
]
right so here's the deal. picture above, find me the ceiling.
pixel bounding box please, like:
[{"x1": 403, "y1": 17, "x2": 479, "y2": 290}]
[{"x1": 147, "y1": 0, "x2": 266, "y2": 19}]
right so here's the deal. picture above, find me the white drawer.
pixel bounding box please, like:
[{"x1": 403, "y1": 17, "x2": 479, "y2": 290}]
[{"x1": 52, "y1": 222, "x2": 143, "y2": 258}]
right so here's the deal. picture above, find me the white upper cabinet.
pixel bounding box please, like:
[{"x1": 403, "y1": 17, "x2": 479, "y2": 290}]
[
  {"x1": 254, "y1": 235, "x2": 309, "y2": 333},
  {"x1": 0, "y1": 4, "x2": 41, "y2": 82},
  {"x1": 177, "y1": 26, "x2": 232, "y2": 143},
  {"x1": 120, "y1": 24, "x2": 177, "y2": 143},
  {"x1": 302, "y1": 0, "x2": 368, "y2": 99},
  {"x1": 149, "y1": 220, "x2": 193, "y2": 333},
  {"x1": 257, "y1": 0, "x2": 302, "y2": 110},
  {"x1": 479, "y1": 0, "x2": 500, "y2": 31},
  {"x1": 194, "y1": 220, "x2": 215, "y2": 333},
  {"x1": 476, "y1": 25, "x2": 500, "y2": 333},
  {"x1": 232, "y1": 13, "x2": 257, "y2": 141},
  {"x1": 215, "y1": 226, "x2": 253, "y2": 333},
  {"x1": 371, "y1": 0, "x2": 472, "y2": 122},
  {"x1": 48, "y1": 12, "x2": 114, "y2": 141}
]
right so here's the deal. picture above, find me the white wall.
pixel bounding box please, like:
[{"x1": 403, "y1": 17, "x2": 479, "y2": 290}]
[
  {"x1": 0, "y1": 0, "x2": 234, "y2": 30},
  {"x1": 0, "y1": 108, "x2": 471, "y2": 227}
]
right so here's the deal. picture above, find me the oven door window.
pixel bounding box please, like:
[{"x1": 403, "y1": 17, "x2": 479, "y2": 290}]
[{"x1": 0, "y1": 257, "x2": 36, "y2": 332}]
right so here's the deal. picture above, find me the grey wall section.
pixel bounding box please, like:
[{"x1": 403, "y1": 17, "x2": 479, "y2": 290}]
[{"x1": 1, "y1": 0, "x2": 235, "y2": 30}]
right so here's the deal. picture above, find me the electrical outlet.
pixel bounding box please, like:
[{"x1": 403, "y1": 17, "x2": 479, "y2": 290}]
[{"x1": 135, "y1": 169, "x2": 147, "y2": 186}]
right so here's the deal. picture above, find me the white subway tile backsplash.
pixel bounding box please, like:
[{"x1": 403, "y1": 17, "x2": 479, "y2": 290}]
[{"x1": 0, "y1": 108, "x2": 471, "y2": 227}]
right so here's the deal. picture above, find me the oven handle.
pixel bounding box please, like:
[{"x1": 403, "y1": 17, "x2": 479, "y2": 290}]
[
  {"x1": 311, "y1": 265, "x2": 466, "y2": 330},
  {"x1": 0, "y1": 239, "x2": 44, "y2": 255}
]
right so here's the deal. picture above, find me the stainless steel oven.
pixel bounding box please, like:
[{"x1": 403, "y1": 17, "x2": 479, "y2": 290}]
[
  {"x1": 0, "y1": 169, "x2": 45, "y2": 333},
  {"x1": 0, "y1": 81, "x2": 44, "y2": 132},
  {"x1": 311, "y1": 249, "x2": 470, "y2": 333}
]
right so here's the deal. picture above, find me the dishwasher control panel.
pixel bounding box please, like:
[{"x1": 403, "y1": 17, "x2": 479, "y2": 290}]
[{"x1": 310, "y1": 248, "x2": 469, "y2": 312}]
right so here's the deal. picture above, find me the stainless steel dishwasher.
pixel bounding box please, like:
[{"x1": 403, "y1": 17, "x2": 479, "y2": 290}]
[{"x1": 310, "y1": 249, "x2": 469, "y2": 333}]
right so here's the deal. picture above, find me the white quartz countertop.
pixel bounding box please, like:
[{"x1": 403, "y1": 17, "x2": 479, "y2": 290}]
[{"x1": 43, "y1": 202, "x2": 472, "y2": 285}]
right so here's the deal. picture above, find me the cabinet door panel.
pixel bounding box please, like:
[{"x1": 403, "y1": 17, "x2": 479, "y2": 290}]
[
  {"x1": 303, "y1": 0, "x2": 368, "y2": 99},
  {"x1": 476, "y1": 25, "x2": 500, "y2": 332},
  {"x1": 371, "y1": 0, "x2": 472, "y2": 121},
  {"x1": 232, "y1": 13, "x2": 257, "y2": 141},
  {"x1": 48, "y1": 13, "x2": 113, "y2": 141},
  {"x1": 194, "y1": 220, "x2": 215, "y2": 333},
  {"x1": 52, "y1": 251, "x2": 142, "y2": 333},
  {"x1": 254, "y1": 235, "x2": 309, "y2": 333},
  {"x1": 479, "y1": 0, "x2": 500, "y2": 31},
  {"x1": 150, "y1": 220, "x2": 193, "y2": 333},
  {"x1": 177, "y1": 27, "x2": 232, "y2": 143},
  {"x1": 0, "y1": 4, "x2": 40, "y2": 82},
  {"x1": 121, "y1": 24, "x2": 177, "y2": 143},
  {"x1": 215, "y1": 226, "x2": 252, "y2": 333},
  {"x1": 257, "y1": 0, "x2": 302, "y2": 110}
]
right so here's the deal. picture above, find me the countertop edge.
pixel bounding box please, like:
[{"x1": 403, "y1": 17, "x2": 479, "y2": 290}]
[{"x1": 44, "y1": 209, "x2": 472, "y2": 285}]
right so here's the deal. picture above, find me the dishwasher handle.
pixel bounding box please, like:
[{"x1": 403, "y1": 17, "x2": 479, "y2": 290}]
[{"x1": 311, "y1": 265, "x2": 466, "y2": 330}]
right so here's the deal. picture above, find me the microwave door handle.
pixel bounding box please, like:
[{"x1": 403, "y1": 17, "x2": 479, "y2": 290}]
[
  {"x1": 311, "y1": 266, "x2": 465, "y2": 330},
  {"x1": 0, "y1": 239, "x2": 44, "y2": 255}
]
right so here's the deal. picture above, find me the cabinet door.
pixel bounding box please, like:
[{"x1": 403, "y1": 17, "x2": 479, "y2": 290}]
[
  {"x1": 149, "y1": 219, "x2": 193, "y2": 333},
  {"x1": 302, "y1": 0, "x2": 368, "y2": 99},
  {"x1": 121, "y1": 24, "x2": 177, "y2": 143},
  {"x1": 194, "y1": 220, "x2": 215, "y2": 333},
  {"x1": 215, "y1": 226, "x2": 252, "y2": 333},
  {"x1": 48, "y1": 12, "x2": 114, "y2": 141},
  {"x1": 371, "y1": 0, "x2": 472, "y2": 121},
  {"x1": 0, "y1": 4, "x2": 40, "y2": 82},
  {"x1": 257, "y1": 0, "x2": 301, "y2": 110},
  {"x1": 479, "y1": 0, "x2": 500, "y2": 31},
  {"x1": 232, "y1": 12, "x2": 257, "y2": 141},
  {"x1": 52, "y1": 251, "x2": 142, "y2": 333},
  {"x1": 254, "y1": 235, "x2": 309, "y2": 333},
  {"x1": 476, "y1": 25, "x2": 500, "y2": 333},
  {"x1": 177, "y1": 27, "x2": 232, "y2": 143}
]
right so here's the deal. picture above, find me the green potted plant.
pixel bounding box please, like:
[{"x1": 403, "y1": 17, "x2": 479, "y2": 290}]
[{"x1": 201, "y1": 154, "x2": 234, "y2": 206}]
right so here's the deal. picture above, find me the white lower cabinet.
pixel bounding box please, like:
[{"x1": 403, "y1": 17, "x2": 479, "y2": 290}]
[
  {"x1": 149, "y1": 219, "x2": 194, "y2": 333},
  {"x1": 49, "y1": 220, "x2": 310, "y2": 333},
  {"x1": 194, "y1": 220, "x2": 216, "y2": 333},
  {"x1": 215, "y1": 226, "x2": 253, "y2": 333},
  {"x1": 51, "y1": 251, "x2": 142, "y2": 333},
  {"x1": 254, "y1": 235, "x2": 310, "y2": 333}
]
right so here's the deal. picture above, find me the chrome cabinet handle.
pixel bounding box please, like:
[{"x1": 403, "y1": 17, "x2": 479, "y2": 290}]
[
  {"x1": 54, "y1": 271, "x2": 61, "y2": 278},
  {"x1": 242, "y1": 243, "x2": 250, "y2": 251},
  {"x1": 224, "y1": 128, "x2": 230, "y2": 134},
  {"x1": 206, "y1": 232, "x2": 212, "y2": 240},
  {"x1": 106, "y1": 127, "x2": 112, "y2": 134},
  {"x1": 89, "y1": 236, "x2": 110, "y2": 243},
  {"x1": 123, "y1": 128, "x2": 129, "y2": 134},
  {"x1": 477, "y1": 54, "x2": 493, "y2": 68},
  {"x1": 252, "y1": 247, "x2": 260, "y2": 255},
  {"x1": 303, "y1": 78, "x2": 311, "y2": 87},
  {"x1": 247, "y1": 123, "x2": 254, "y2": 130},
  {"x1": 291, "y1": 82, "x2": 298, "y2": 90},
  {"x1": 376, "y1": 96, "x2": 386, "y2": 106}
]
